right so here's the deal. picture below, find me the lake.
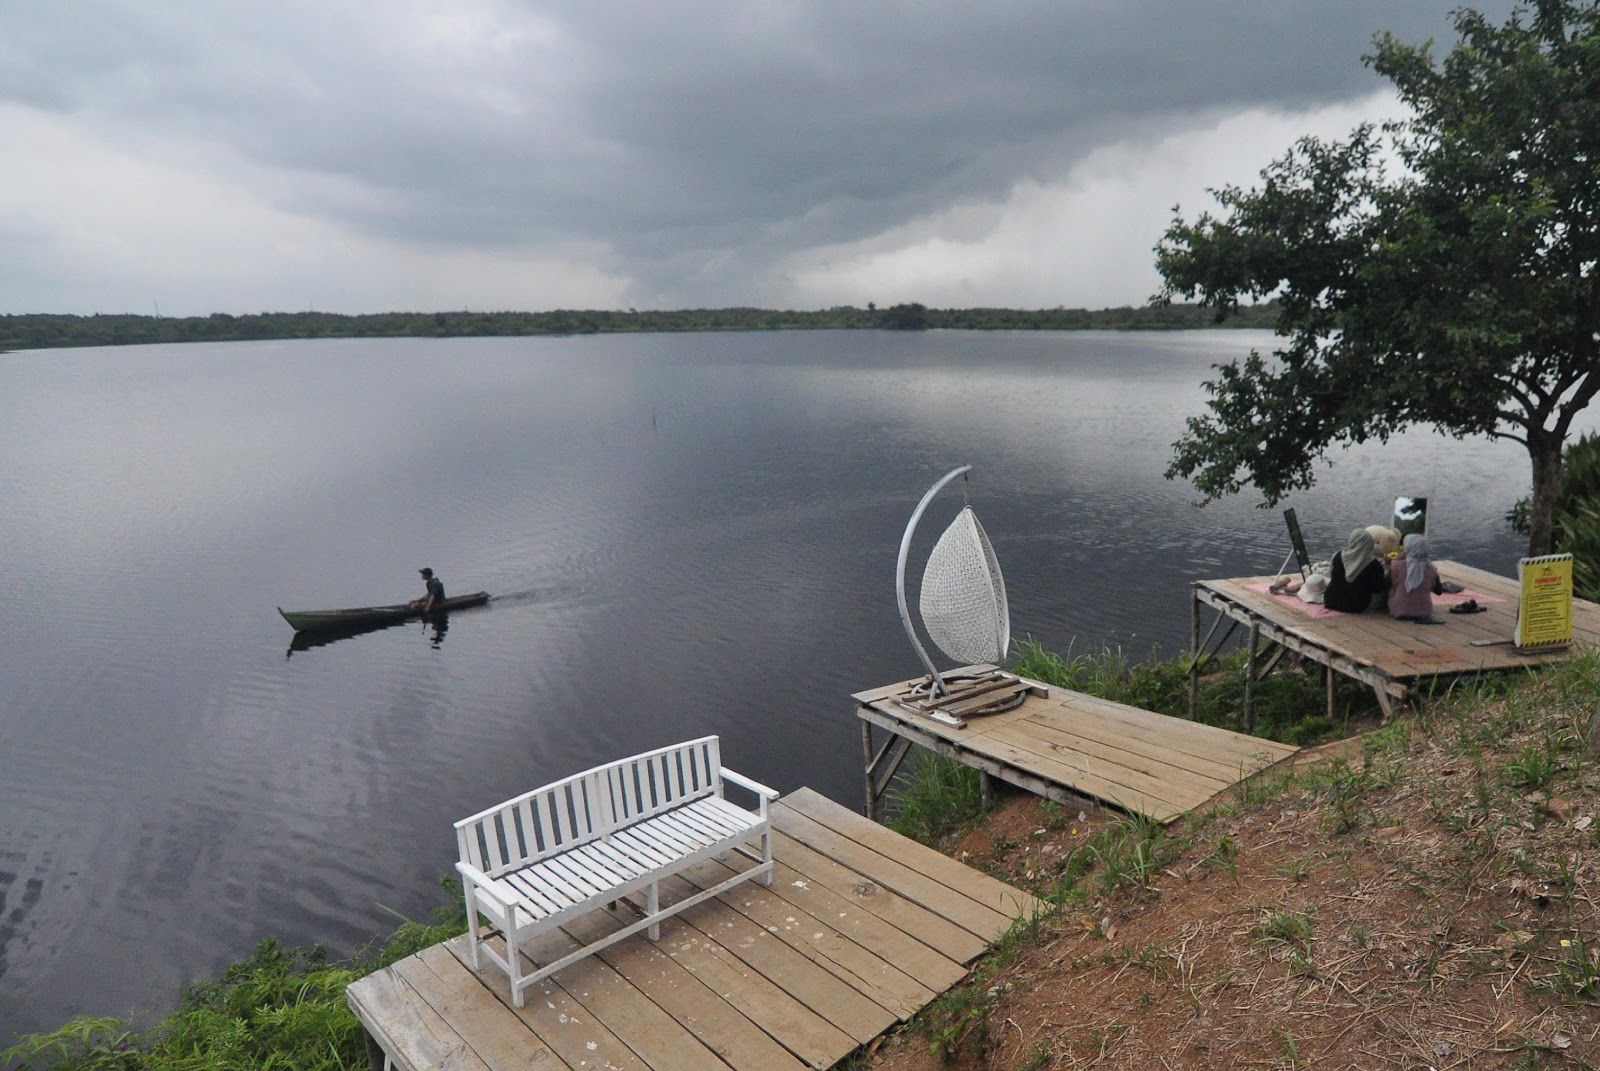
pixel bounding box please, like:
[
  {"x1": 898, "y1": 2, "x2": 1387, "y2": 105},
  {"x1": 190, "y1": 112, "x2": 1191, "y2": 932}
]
[{"x1": 0, "y1": 329, "x2": 1550, "y2": 1040}]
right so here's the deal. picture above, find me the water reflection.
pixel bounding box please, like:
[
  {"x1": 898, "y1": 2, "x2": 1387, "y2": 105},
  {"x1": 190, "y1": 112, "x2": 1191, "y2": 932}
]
[
  {"x1": 285, "y1": 612, "x2": 454, "y2": 657},
  {"x1": 285, "y1": 617, "x2": 409, "y2": 657}
]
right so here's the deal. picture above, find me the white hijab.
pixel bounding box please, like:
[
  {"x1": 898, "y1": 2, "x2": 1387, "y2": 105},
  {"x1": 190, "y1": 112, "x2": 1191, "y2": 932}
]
[
  {"x1": 1338, "y1": 528, "x2": 1376, "y2": 580},
  {"x1": 1401, "y1": 534, "x2": 1432, "y2": 593}
]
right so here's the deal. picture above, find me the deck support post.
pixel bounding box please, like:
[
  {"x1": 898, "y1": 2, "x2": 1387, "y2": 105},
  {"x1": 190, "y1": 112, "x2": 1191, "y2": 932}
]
[
  {"x1": 362, "y1": 1029, "x2": 388, "y2": 1071},
  {"x1": 1325, "y1": 663, "x2": 1335, "y2": 720},
  {"x1": 1188, "y1": 584, "x2": 1200, "y2": 719},
  {"x1": 862, "y1": 718, "x2": 916, "y2": 820},
  {"x1": 980, "y1": 771, "x2": 994, "y2": 808},
  {"x1": 860, "y1": 720, "x2": 876, "y2": 819},
  {"x1": 1244, "y1": 623, "x2": 1260, "y2": 732}
]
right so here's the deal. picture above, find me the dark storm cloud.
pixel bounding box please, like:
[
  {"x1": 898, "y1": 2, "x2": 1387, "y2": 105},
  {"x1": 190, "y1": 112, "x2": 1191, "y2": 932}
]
[{"x1": 3, "y1": 1, "x2": 1509, "y2": 304}]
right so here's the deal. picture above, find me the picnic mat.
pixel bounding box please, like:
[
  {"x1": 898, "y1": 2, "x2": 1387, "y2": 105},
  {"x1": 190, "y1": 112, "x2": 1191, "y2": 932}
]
[{"x1": 1245, "y1": 581, "x2": 1502, "y2": 621}]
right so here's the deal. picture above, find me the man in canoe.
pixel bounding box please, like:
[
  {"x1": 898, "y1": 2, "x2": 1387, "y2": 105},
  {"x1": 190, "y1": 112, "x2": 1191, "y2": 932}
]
[{"x1": 413, "y1": 567, "x2": 446, "y2": 612}]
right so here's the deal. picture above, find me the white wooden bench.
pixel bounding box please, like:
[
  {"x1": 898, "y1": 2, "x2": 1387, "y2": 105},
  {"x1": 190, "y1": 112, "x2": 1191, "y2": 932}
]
[{"x1": 454, "y1": 735, "x2": 777, "y2": 1006}]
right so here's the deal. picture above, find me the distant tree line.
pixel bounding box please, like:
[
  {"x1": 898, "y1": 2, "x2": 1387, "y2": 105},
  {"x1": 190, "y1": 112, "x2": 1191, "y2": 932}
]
[{"x1": 0, "y1": 301, "x2": 1278, "y2": 352}]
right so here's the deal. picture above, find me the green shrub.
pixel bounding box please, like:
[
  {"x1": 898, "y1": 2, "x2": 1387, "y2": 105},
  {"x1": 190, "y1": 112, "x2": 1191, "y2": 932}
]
[
  {"x1": 5, "y1": 884, "x2": 468, "y2": 1071},
  {"x1": 1010, "y1": 638, "x2": 1366, "y2": 746},
  {"x1": 1508, "y1": 431, "x2": 1600, "y2": 599},
  {"x1": 887, "y1": 752, "x2": 986, "y2": 844}
]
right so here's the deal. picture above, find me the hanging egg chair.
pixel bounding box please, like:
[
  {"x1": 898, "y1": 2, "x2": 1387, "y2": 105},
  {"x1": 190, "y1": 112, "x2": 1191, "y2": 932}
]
[{"x1": 895, "y1": 465, "x2": 1020, "y2": 714}]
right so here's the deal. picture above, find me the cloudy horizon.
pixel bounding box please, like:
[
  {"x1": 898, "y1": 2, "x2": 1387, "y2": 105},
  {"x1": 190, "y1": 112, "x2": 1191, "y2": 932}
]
[{"x1": 2, "y1": 1, "x2": 1508, "y2": 316}]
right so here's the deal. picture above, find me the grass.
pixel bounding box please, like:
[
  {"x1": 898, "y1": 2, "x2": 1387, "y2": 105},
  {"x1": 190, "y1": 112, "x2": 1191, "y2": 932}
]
[
  {"x1": 886, "y1": 751, "x2": 986, "y2": 843},
  {"x1": 4, "y1": 883, "x2": 469, "y2": 1071},
  {"x1": 1010, "y1": 638, "x2": 1374, "y2": 746}
]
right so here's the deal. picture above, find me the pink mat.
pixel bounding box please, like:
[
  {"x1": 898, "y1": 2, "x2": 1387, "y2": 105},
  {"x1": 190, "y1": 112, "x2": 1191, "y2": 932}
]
[{"x1": 1245, "y1": 580, "x2": 1501, "y2": 620}]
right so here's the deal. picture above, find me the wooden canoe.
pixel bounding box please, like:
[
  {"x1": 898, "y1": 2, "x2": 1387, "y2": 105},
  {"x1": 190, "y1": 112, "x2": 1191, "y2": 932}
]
[{"x1": 278, "y1": 591, "x2": 490, "y2": 632}]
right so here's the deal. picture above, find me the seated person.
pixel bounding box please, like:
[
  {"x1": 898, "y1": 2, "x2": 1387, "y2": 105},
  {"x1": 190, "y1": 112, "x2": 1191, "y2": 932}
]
[
  {"x1": 1323, "y1": 528, "x2": 1387, "y2": 613},
  {"x1": 1388, "y1": 534, "x2": 1444, "y2": 621},
  {"x1": 1365, "y1": 525, "x2": 1402, "y2": 558}
]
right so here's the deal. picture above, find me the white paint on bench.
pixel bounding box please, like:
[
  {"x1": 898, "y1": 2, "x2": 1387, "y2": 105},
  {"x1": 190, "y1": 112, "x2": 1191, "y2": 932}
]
[{"x1": 454, "y1": 735, "x2": 777, "y2": 1006}]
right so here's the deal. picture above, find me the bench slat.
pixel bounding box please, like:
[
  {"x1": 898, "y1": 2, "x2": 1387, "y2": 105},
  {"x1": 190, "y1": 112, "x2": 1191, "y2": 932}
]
[
  {"x1": 611, "y1": 828, "x2": 676, "y2": 870},
  {"x1": 502, "y1": 872, "x2": 568, "y2": 916},
  {"x1": 654, "y1": 811, "x2": 720, "y2": 852}
]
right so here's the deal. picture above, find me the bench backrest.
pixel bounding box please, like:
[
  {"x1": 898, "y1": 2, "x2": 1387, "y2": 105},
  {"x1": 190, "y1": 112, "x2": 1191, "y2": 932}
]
[{"x1": 456, "y1": 736, "x2": 723, "y2": 878}]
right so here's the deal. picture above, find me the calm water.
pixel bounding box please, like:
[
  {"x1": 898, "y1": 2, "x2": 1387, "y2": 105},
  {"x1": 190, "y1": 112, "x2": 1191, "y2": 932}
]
[{"x1": 0, "y1": 330, "x2": 1553, "y2": 1039}]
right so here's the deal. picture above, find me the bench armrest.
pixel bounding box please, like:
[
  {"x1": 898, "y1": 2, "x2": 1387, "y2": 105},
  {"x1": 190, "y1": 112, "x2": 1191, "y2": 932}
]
[
  {"x1": 456, "y1": 861, "x2": 517, "y2": 913},
  {"x1": 719, "y1": 767, "x2": 779, "y2": 819},
  {"x1": 720, "y1": 767, "x2": 779, "y2": 799}
]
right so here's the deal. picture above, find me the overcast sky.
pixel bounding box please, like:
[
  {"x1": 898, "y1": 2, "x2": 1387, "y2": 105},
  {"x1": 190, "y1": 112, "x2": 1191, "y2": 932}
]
[{"x1": 1, "y1": 1, "x2": 1507, "y2": 315}]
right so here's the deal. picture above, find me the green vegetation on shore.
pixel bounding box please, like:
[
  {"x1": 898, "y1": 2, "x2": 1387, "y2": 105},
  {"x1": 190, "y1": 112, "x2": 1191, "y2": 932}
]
[
  {"x1": 3, "y1": 889, "x2": 467, "y2": 1071},
  {"x1": 1510, "y1": 432, "x2": 1600, "y2": 600},
  {"x1": 0, "y1": 302, "x2": 1278, "y2": 353}
]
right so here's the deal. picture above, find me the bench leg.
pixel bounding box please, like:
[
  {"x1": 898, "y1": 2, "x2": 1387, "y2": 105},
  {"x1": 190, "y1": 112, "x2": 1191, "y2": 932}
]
[
  {"x1": 462, "y1": 885, "x2": 483, "y2": 971},
  {"x1": 760, "y1": 829, "x2": 773, "y2": 887},
  {"x1": 506, "y1": 923, "x2": 525, "y2": 1008},
  {"x1": 647, "y1": 882, "x2": 661, "y2": 941}
]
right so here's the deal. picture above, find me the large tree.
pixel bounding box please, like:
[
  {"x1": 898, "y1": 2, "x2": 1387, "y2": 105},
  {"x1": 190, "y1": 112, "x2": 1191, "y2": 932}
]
[{"x1": 1157, "y1": 0, "x2": 1600, "y2": 556}]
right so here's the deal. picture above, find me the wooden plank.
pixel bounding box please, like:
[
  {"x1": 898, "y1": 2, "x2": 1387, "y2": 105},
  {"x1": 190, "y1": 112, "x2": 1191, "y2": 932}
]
[
  {"x1": 346, "y1": 967, "x2": 493, "y2": 1071},
  {"x1": 861, "y1": 710, "x2": 1185, "y2": 821},
  {"x1": 677, "y1": 854, "x2": 938, "y2": 1019},
  {"x1": 557, "y1": 908, "x2": 810, "y2": 1071},
  {"x1": 857, "y1": 706, "x2": 1108, "y2": 816},
  {"x1": 1039, "y1": 689, "x2": 1296, "y2": 763},
  {"x1": 445, "y1": 935, "x2": 651, "y2": 1071},
  {"x1": 990, "y1": 716, "x2": 1233, "y2": 799},
  {"x1": 1007, "y1": 704, "x2": 1285, "y2": 784},
  {"x1": 393, "y1": 946, "x2": 571, "y2": 1071},
  {"x1": 646, "y1": 911, "x2": 859, "y2": 1068},
  {"x1": 663, "y1": 873, "x2": 898, "y2": 1043},
  {"x1": 771, "y1": 831, "x2": 990, "y2": 963},
  {"x1": 507, "y1": 925, "x2": 738, "y2": 1071},
  {"x1": 760, "y1": 858, "x2": 968, "y2": 990},
  {"x1": 770, "y1": 806, "x2": 1015, "y2": 940},
  {"x1": 992, "y1": 714, "x2": 1241, "y2": 790},
  {"x1": 783, "y1": 789, "x2": 1041, "y2": 919},
  {"x1": 966, "y1": 720, "x2": 1216, "y2": 814}
]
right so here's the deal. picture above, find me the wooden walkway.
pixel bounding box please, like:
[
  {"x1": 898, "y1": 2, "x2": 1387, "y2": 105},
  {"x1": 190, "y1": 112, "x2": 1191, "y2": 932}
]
[
  {"x1": 1191, "y1": 560, "x2": 1600, "y2": 718},
  {"x1": 853, "y1": 670, "x2": 1297, "y2": 825},
  {"x1": 347, "y1": 789, "x2": 1039, "y2": 1071}
]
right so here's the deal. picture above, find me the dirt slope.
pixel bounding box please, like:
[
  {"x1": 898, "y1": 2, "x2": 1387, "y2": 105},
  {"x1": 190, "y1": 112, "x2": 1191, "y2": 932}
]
[{"x1": 869, "y1": 662, "x2": 1600, "y2": 1070}]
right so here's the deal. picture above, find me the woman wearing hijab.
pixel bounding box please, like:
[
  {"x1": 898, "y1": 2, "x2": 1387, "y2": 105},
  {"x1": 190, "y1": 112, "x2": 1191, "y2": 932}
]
[
  {"x1": 1323, "y1": 528, "x2": 1388, "y2": 613},
  {"x1": 1388, "y1": 534, "x2": 1444, "y2": 621}
]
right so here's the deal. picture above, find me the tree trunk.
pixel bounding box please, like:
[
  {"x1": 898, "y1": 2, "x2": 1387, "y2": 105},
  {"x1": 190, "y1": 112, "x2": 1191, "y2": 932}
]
[{"x1": 1526, "y1": 435, "x2": 1563, "y2": 557}]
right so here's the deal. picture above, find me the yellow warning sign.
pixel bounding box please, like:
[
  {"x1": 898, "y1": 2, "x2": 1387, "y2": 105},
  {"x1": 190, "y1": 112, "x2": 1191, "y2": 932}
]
[{"x1": 1515, "y1": 553, "x2": 1574, "y2": 649}]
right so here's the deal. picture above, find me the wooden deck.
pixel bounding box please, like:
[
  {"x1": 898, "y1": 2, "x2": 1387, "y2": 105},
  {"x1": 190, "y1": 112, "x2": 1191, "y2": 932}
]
[
  {"x1": 853, "y1": 670, "x2": 1297, "y2": 825},
  {"x1": 347, "y1": 789, "x2": 1039, "y2": 1071},
  {"x1": 1191, "y1": 560, "x2": 1600, "y2": 717}
]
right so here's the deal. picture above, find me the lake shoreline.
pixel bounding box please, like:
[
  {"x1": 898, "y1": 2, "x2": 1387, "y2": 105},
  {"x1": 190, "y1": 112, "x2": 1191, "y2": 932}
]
[{"x1": 0, "y1": 303, "x2": 1277, "y2": 354}]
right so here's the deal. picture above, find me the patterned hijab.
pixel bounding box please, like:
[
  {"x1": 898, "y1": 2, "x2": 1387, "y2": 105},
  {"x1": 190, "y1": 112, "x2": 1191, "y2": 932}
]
[
  {"x1": 1402, "y1": 534, "x2": 1432, "y2": 592},
  {"x1": 1338, "y1": 527, "x2": 1376, "y2": 580}
]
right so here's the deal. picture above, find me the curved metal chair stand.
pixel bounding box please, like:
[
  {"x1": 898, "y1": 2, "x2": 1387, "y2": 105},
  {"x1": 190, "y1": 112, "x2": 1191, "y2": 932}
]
[{"x1": 895, "y1": 465, "x2": 1012, "y2": 703}]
